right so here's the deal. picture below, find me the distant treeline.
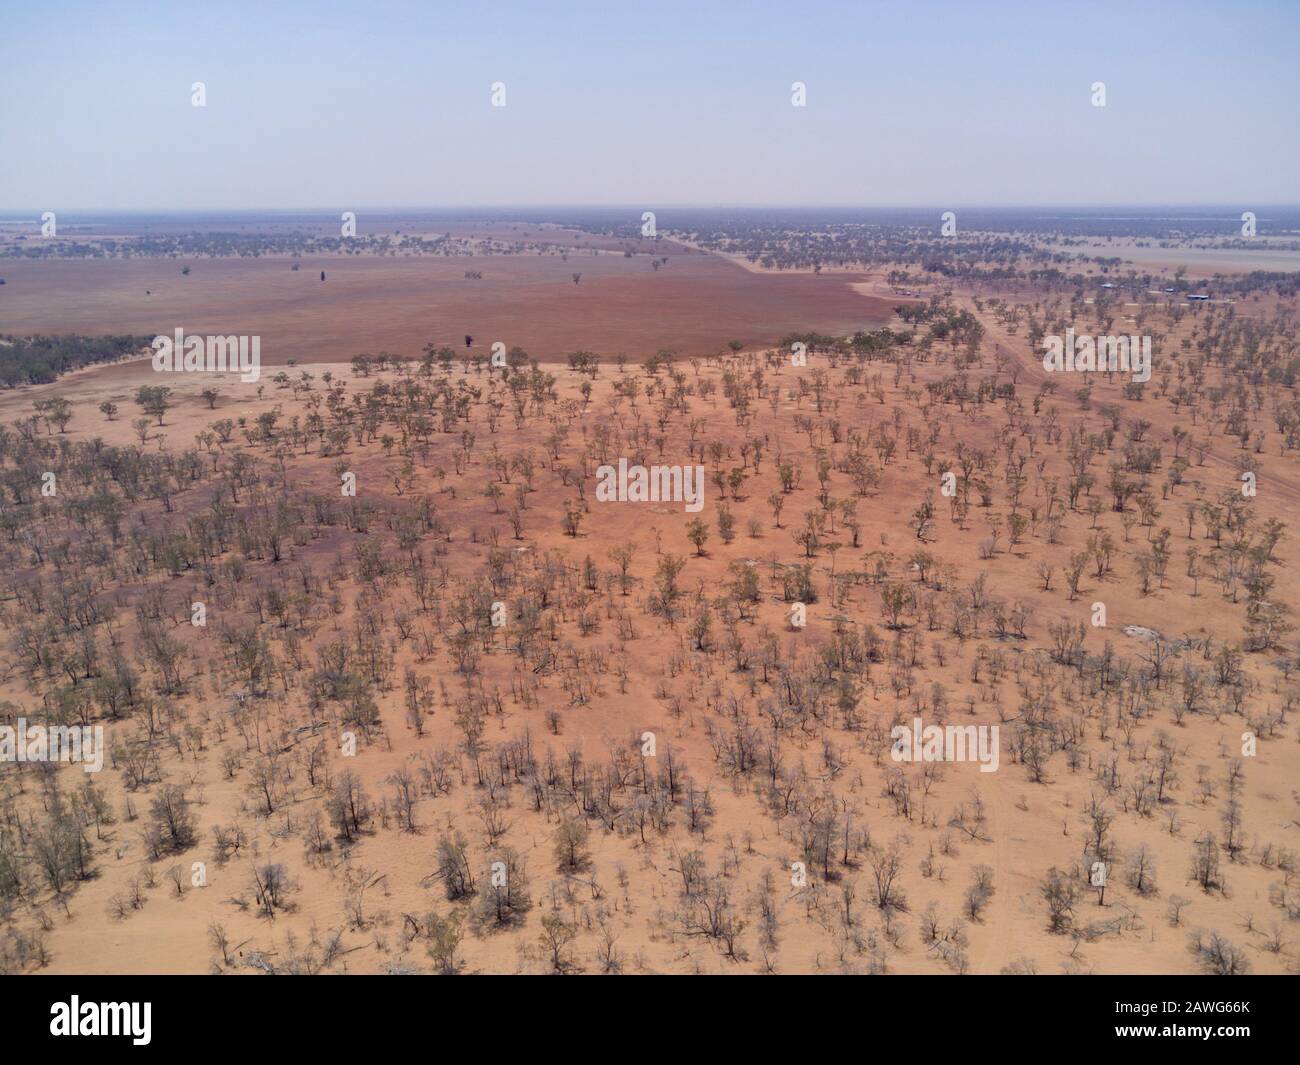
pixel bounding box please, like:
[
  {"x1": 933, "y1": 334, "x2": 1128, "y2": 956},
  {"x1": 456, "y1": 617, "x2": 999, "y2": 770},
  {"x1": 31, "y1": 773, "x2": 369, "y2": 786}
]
[{"x1": 0, "y1": 334, "x2": 153, "y2": 387}]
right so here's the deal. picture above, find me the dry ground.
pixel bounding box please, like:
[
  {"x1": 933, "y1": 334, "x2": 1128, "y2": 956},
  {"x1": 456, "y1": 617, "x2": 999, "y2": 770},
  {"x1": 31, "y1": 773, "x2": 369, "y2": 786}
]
[{"x1": 0, "y1": 246, "x2": 1296, "y2": 977}]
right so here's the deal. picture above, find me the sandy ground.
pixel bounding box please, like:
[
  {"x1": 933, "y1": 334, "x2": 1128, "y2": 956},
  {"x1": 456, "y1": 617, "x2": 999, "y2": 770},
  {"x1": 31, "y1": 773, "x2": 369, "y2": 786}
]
[{"x1": 0, "y1": 248, "x2": 1297, "y2": 977}]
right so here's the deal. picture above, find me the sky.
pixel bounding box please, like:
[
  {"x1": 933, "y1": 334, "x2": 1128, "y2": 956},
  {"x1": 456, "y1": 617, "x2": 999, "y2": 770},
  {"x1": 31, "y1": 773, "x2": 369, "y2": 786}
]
[{"x1": 1, "y1": 0, "x2": 1297, "y2": 209}]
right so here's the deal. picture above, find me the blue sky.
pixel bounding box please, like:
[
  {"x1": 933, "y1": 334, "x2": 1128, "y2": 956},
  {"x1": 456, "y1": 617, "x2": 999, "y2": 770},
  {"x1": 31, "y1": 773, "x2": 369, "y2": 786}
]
[{"x1": 1, "y1": 0, "x2": 1296, "y2": 208}]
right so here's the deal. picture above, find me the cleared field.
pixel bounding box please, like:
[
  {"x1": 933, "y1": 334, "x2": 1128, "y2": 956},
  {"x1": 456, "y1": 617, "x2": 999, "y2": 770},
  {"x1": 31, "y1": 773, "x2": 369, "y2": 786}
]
[{"x1": 0, "y1": 239, "x2": 897, "y2": 364}]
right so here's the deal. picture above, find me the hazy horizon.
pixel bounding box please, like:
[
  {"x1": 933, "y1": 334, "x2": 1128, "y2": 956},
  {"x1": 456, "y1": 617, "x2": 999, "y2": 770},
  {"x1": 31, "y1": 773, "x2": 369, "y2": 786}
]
[
  {"x1": 4, "y1": 203, "x2": 1300, "y2": 214},
  {"x1": 3, "y1": 0, "x2": 1296, "y2": 211}
]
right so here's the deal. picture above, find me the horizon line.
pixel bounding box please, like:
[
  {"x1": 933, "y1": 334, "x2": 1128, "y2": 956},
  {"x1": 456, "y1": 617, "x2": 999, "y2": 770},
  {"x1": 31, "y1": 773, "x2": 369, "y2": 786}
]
[{"x1": 3, "y1": 203, "x2": 1298, "y2": 215}]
